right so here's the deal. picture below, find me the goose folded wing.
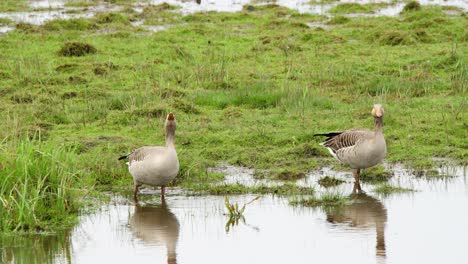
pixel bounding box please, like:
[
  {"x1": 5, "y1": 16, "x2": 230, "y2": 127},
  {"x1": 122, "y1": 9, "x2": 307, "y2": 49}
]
[{"x1": 321, "y1": 129, "x2": 372, "y2": 153}]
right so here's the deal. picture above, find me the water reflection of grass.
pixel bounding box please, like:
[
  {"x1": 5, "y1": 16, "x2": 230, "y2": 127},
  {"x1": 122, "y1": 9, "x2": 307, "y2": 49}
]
[{"x1": 0, "y1": 230, "x2": 72, "y2": 263}]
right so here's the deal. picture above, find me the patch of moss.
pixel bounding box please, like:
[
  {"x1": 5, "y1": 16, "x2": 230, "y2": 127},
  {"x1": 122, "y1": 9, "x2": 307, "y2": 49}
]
[
  {"x1": 59, "y1": 42, "x2": 97, "y2": 57},
  {"x1": 402, "y1": 1, "x2": 421, "y2": 13}
]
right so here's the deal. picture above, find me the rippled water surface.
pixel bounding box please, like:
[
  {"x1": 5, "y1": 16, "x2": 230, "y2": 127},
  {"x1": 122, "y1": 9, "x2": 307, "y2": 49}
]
[{"x1": 1, "y1": 165, "x2": 467, "y2": 264}]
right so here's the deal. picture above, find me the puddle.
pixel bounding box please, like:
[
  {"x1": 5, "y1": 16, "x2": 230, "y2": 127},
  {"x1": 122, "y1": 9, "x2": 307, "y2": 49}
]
[
  {"x1": 131, "y1": 20, "x2": 179, "y2": 33},
  {"x1": 29, "y1": 0, "x2": 65, "y2": 9},
  {"x1": 305, "y1": 21, "x2": 332, "y2": 30},
  {"x1": 2, "y1": 164, "x2": 467, "y2": 264},
  {"x1": 208, "y1": 163, "x2": 281, "y2": 187},
  {"x1": 0, "y1": 2, "x2": 120, "y2": 25},
  {"x1": 0, "y1": 26, "x2": 14, "y2": 34}
]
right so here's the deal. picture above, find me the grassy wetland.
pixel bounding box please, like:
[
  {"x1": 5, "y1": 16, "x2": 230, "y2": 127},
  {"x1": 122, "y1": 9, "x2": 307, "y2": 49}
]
[{"x1": 0, "y1": 0, "x2": 467, "y2": 234}]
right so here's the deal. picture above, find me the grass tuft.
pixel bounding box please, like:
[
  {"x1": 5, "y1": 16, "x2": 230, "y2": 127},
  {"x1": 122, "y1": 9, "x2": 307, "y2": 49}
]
[
  {"x1": 318, "y1": 176, "x2": 345, "y2": 188},
  {"x1": 59, "y1": 42, "x2": 97, "y2": 57},
  {"x1": 0, "y1": 139, "x2": 83, "y2": 232},
  {"x1": 373, "y1": 183, "x2": 415, "y2": 195},
  {"x1": 290, "y1": 192, "x2": 348, "y2": 207},
  {"x1": 402, "y1": 1, "x2": 421, "y2": 12},
  {"x1": 360, "y1": 165, "x2": 392, "y2": 183}
]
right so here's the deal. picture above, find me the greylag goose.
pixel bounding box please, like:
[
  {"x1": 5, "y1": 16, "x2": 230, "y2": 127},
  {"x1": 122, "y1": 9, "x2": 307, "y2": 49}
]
[
  {"x1": 119, "y1": 112, "x2": 179, "y2": 202},
  {"x1": 326, "y1": 182, "x2": 387, "y2": 258},
  {"x1": 130, "y1": 203, "x2": 179, "y2": 264},
  {"x1": 314, "y1": 104, "x2": 386, "y2": 182}
]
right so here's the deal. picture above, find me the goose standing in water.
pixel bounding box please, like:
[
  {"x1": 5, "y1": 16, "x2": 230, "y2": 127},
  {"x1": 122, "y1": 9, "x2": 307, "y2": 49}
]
[
  {"x1": 119, "y1": 113, "x2": 179, "y2": 202},
  {"x1": 314, "y1": 104, "x2": 386, "y2": 183}
]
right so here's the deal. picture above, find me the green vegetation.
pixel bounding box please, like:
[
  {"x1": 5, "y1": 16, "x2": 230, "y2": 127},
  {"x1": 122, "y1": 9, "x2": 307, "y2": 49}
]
[
  {"x1": 373, "y1": 183, "x2": 415, "y2": 194},
  {"x1": 329, "y1": 3, "x2": 389, "y2": 14},
  {"x1": 64, "y1": 1, "x2": 101, "y2": 7},
  {"x1": 224, "y1": 195, "x2": 260, "y2": 232},
  {"x1": 0, "y1": 0, "x2": 27, "y2": 12},
  {"x1": 290, "y1": 192, "x2": 348, "y2": 207},
  {"x1": 402, "y1": 1, "x2": 422, "y2": 13},
  {"x1": 318, "y1": 176, "x2": 345, "y2": 187},
  {"x1": 0, "y1": 2, "x2": 466, "y2": 231},
  {"x1": 0, "y1": 139, "x2": 83, "y2": 232},
  {"x1": 59, "y1": 42, "x2": 97, "y2": 57},
  {"x1": 187, "y1": 183, "x2": 315, "y2": 195},
  {"x1": 360, "y1": 165, "x2": 392, "y2": 183}
]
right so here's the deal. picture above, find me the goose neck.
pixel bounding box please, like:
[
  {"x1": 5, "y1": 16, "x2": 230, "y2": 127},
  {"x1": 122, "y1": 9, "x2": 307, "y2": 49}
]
[{"x1": 374, "y1": 116, "x2": 383, "y2": 135}]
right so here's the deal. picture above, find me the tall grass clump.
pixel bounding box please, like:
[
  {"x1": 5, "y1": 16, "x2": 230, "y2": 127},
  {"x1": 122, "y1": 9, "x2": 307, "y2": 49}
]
[{"x1": 0, "y1": 139, "x2": 82, "y2": 232}]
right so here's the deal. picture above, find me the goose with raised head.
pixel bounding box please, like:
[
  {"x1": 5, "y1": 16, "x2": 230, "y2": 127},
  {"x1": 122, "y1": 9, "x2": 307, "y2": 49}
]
[
  {"x1": 119, "y1": 112, "x2": 179, "y2": 202},
  {"x1": 314, "y1": 104, "x2": 386, "y2": 183}
]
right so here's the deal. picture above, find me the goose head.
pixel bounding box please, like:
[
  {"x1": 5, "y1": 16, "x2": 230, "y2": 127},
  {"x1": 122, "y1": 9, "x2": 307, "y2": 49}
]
[
  {"x1": 165, "y1": 112, "x2": 177, "y2": 135},
  {"x1": 371, "y1": 104, "x2": 384, "y2": 118}
]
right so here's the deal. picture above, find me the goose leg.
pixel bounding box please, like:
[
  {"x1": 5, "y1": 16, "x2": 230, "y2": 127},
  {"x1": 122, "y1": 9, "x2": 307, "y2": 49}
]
[
  {"x1": 133, "y1": 184, "x2": 139, "y2": 204},
  {"x1": 161, "y1": 185, "x2": 166, "y2": 200},
  {"x1": 353, "y1": 169, "x2": 361, "y2": 183},
  {"x1": 353, "y1": 181, "x2": 362, "y2": 194}
]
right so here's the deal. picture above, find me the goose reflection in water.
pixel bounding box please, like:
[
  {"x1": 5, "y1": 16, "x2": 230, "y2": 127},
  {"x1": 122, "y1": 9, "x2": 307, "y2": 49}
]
[
  {"x1": 129, "y1": 201, "x2": 180, "y2": 264},
  {"x1": 326, "y1": 183, "x2": 387, "y2": 261}
]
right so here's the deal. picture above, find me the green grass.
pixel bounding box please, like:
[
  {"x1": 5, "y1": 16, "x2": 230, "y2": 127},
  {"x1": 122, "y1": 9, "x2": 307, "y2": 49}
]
[
  {"x1": 290, "y1": 192, "x2": 348, "y2": 207},
  {"x1": 0, "y1": 3, "x2": 466, "y2": 231},
  {"x1": 360, "y1": 165, "x2": 392, "y2": 183},
  {"x1": 0, "y1": 139, "x2": 83, "y2": 232},
  {"x1": 0, "y1": 0, "x2": 28, "y2": 12},
  {"x1": 329, "y1": 3, "x2": 389, "y2": 14},
  {"x1": 373, "y1": 183, "x2": 415, "y2": 194},
  {"x1": 186, "y1": 183, "x2": 315, "y2": 196}
]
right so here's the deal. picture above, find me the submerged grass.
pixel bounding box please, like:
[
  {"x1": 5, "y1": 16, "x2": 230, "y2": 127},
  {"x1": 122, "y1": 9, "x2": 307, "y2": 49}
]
[
  {"x1": 360, "y1": 165, "x2": 392, "y2": 183},
  {"x1": 373, "y1": 183, "x2": 415, "y2": 195},
  {"x1": 318, "y1": 176, "x2": 345, "y2": 187},
  {"x1": 187, "y1": 183, "x2": 315, "y2": 196},
  {"x1": 0, "y1": 2, "x2": 466, "y2": 231},
  {"x1": 290, "y1": 192, "x2": 348, "y2": 207}
]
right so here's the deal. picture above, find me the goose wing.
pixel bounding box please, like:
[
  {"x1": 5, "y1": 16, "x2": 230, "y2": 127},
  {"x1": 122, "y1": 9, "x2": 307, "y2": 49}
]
[
  {"x1": 119, "y1": 146, "x2": 165, "y2": 164},
  {"x1": 314, "y1": 129, "x2": 373, "y2": 155}
]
